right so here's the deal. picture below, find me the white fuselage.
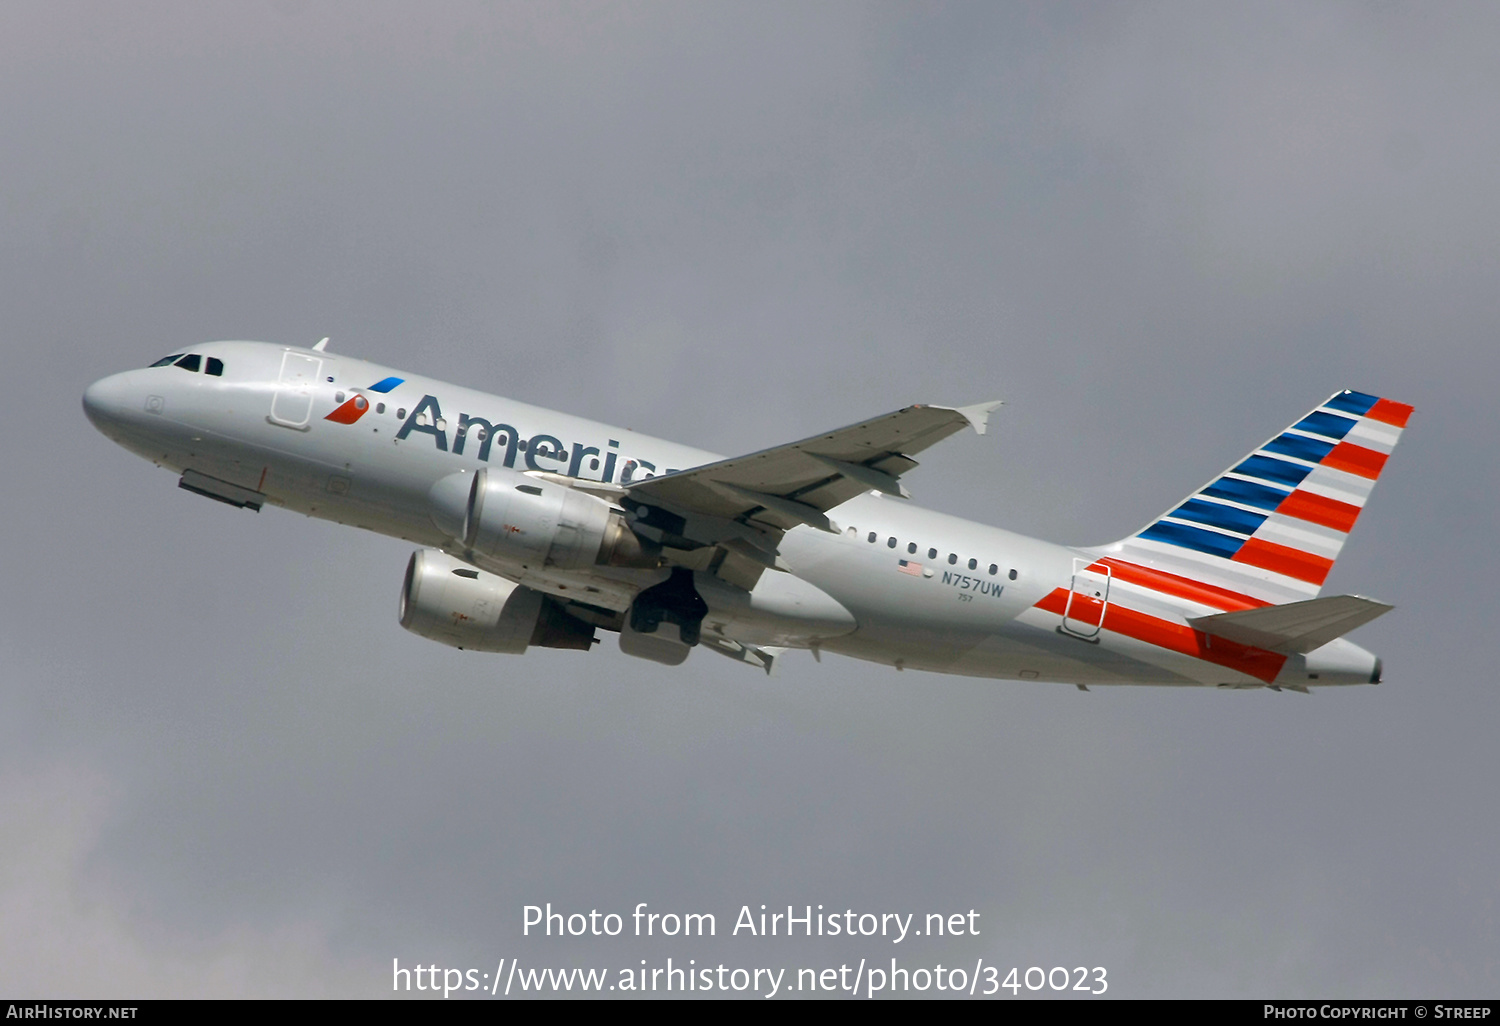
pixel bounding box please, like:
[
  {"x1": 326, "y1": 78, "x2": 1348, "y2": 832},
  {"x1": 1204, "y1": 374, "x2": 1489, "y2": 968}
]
[{"x1": 83, "y1": 341, "x2": 1381, "y2": 688}]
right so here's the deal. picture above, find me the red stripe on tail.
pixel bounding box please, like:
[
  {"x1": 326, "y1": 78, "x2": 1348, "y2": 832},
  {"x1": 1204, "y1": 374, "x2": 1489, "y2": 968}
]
[
  {"x1": 1365, "y1": 398, "x2": 1413, "y2": 428},
  {"x1": 1275, "y1": 490, "x2": 1361, "y2": 533},
  {"x1": 1091, "y1": 558, "x2": 1268, "y2": 611},
  {"x1": 1322, "y1": 442, "x2": 1387, "y2": 479},
  {"x1": 1232, "y1": 538, "x2": 1333, "y2": 585}
]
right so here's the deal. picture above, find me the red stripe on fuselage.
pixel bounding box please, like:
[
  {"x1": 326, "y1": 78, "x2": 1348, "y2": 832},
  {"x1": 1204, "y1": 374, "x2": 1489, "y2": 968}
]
[
  {"x1": 1231, "y1": 538, "x2": 1333, "y2": 585},
  {"x1": 1275, "y1": 490, "x2": 1361, "y2": 532},
  {"x1": 1322, "y1": 441, "x2": 1387, "y2": 479},
  {"x1": 1090, "y1": 558, "x2": 1268, "y2": 611},
  {"x1": 1365, "y1": 398, "x2": 1414, "y2": 428},
  {"x1": 1033, "y1": 588, "x2": 1287, "y2": 683},
  {"x1": 324, "y1": 395, "x2": 370, "y2": 424}
]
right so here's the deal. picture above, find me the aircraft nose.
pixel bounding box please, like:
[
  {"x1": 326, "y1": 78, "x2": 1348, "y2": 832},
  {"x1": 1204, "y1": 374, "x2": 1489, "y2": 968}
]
[{"x1": 82, "y1": 372, "x2": 134, "y2": 432}]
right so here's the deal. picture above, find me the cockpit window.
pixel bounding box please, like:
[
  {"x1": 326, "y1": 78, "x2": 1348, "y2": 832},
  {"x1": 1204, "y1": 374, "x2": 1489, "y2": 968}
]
[
  {"x1": 174, "y1": 354, "x2": 201, "y2": 372},
  {"x1": 150, "y1": 354, "x2": 184, "y2": 367},
  {"x1": 205, "y1": 357, "x2": 224, "y2": 376}
]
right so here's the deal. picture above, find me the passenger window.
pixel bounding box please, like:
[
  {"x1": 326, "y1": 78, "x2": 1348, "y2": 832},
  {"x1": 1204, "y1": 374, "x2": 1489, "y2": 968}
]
[
  {"x1": 1009, "y1": 569, "x2": 1018, "y2": 580},
  {"x1": 376, "y1": 403, "x2": 386, "y2": 414},
  {"x1": 174, "y1": 354, "x2": 201, "y2": 372},
  {"x1": 989, "y1": 564, "x2": 998, "y2": 576},
  {"x1": 867, "y1": 532, "x2": 877, "y2": 543},
  {"x1": 846, "y1": 527, "x2": 857, "y2": 538},
  {"x1": 396, "y1": 408, "x2": 406, "y2": 419},
  {"x1": 150, "y1": 354, "x2": 183, "y2": 367},
  {"x1": 948, "y1": 553, "x2": 957, "y2": 565},
  {"x1": 968, "y1": 558, "x2": 977, "y2": 570},
  {"x1": 205, "y1": 357, "x2": 223, "y2": 376},
  {"x1": 907, "y1": 542, "x2": 917, "y2": 554},
  {"x1": 887, "y1": 537, "x2": 897, "y2": 548},
  {"x1": 928, "y1": 548, "x2": 937, "y2": 560},
  {"x1": 335, "y1": 391, "x2": 345, "y2": 403}
]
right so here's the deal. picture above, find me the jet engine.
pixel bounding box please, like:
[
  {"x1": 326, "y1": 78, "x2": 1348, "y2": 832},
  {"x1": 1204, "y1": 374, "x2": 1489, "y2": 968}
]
[
  {"x1": 399, "y1": 549, "x2": 596, "y2": 652},
  {"x1": 428, "y1": 468, "x2": 657, "y2": 570}
]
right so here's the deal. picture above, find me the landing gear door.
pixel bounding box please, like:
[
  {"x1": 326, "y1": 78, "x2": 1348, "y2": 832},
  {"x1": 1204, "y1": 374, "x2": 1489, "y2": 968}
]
[
  {"x1": 1061, "y1": 558, "x2": 1111, "y2": 640},
  {"x1": 269, "y1": 351, "x2": 321, "y2": 429}
]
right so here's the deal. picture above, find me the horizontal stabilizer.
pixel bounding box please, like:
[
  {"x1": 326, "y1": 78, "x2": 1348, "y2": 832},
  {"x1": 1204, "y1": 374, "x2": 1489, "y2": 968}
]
[{"x1": 1190, "y1": 594, "x2": 1393, "y2": 654}]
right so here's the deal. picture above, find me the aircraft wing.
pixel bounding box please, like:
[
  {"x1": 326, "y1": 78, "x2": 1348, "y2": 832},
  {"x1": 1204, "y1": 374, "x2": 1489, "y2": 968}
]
[{"x1": 620, "y1": 400, "x2": 1001, "y2": 588}]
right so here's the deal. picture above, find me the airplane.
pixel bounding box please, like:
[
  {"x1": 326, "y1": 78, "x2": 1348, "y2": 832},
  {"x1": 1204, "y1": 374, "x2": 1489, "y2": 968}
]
[{"x1": 82, "y1": 339, "x2": 1411, "y2": 691}]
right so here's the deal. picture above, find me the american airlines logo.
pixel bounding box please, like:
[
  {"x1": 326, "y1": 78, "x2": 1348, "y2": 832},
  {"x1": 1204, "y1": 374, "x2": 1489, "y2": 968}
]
[
  {"x1": 327, "y1": 382, "x2": 679, "y2": 484},
  {"x1": 324, "y1": 377, "x2": 404, "y2": 425}
]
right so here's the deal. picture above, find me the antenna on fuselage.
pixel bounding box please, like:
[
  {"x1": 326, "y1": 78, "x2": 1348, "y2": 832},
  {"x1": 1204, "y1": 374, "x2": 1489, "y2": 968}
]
[{"x1": 312, "y1": 337, "x2": 330, "y2": 352}]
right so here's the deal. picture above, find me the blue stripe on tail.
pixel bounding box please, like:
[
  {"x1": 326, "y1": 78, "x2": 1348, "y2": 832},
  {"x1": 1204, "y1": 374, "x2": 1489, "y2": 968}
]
[
  {"x1": 1324, "y1": 390, "x2": 1379, "y2": 416},
  {"x1": 1262, "y1": 432, "x2": 1336, "y2": 463},
  {"x1": 1170, "y1": 499, "x2": 1268, "y2": 535},
  {"x1": 1201, "y1": 477, "x2": 1290, "y2": 511},
  {"x1": 1293, "y1": 411, "x2": 1358, "y2": 440},
  {"x1": 1234, "y1": 454, "x2": 1314, "y2": 488},
  {"x1": 1139, "y1": 521, "x2": 1246, "y2": 559}
]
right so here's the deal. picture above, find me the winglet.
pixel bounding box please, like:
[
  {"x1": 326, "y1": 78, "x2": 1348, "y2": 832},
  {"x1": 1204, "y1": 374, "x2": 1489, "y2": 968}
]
[
  {"x1": 312, "y1": 337, "x2": 330, "y2": 352},
  {"x1": 932, "y1": 400, "x2": 1003, "y2": 436}
]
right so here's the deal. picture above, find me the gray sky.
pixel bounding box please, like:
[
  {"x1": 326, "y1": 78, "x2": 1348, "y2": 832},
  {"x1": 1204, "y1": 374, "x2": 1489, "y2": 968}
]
[{"x1": 3, "y1": 0, "x2": 1497, "y2": 998}]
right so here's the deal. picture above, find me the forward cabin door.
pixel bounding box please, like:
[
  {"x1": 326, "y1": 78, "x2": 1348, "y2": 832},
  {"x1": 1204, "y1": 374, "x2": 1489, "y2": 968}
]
[
  {"x1": 269, "y1": 351, "x2": 321, "y2": 429},
  {"x1": 1061, "y1": 558, "x2": 1111, "y2": 640}
]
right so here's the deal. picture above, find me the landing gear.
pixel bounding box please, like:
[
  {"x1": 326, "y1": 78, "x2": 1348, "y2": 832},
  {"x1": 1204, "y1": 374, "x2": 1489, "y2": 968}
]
[{"x1": 628, "y1": 568, "x2": 708, "y2": 647}]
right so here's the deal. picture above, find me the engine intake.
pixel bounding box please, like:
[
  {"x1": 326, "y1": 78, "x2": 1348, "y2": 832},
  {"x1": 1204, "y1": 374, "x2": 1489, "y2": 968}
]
[{"x1": 399, "y1": 549, "x2": 596, "y2": 653}]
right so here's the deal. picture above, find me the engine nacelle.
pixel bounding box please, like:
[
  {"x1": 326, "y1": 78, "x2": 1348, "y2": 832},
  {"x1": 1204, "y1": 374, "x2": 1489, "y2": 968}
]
[
  {"x1": 428, "y1": 468, "x2": 656, "y2": 570},
  {"x1": 399, "y1": 549, "x2": 596, "y2": 652}
]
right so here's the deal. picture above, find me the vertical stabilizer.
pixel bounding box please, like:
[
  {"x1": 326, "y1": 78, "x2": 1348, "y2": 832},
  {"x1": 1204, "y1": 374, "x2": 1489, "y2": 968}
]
[{"x1": 1099, "y1": 390, "x2": 1413, "y2": 607}]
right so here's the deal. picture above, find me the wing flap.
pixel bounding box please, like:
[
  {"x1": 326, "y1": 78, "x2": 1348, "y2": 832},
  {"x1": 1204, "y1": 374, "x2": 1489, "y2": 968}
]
[
  {"x1": 703, "y1": 633, "x2": 786, "y2": 675},
  {"x1": 1190, "y1": 594, "x2": 1393, "y2": 654}
]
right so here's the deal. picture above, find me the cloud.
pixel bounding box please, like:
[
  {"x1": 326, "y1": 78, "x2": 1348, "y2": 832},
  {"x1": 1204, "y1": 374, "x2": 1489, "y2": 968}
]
[{"x1": 0, "y1": 762, "x2": 365, "y2": 997}]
